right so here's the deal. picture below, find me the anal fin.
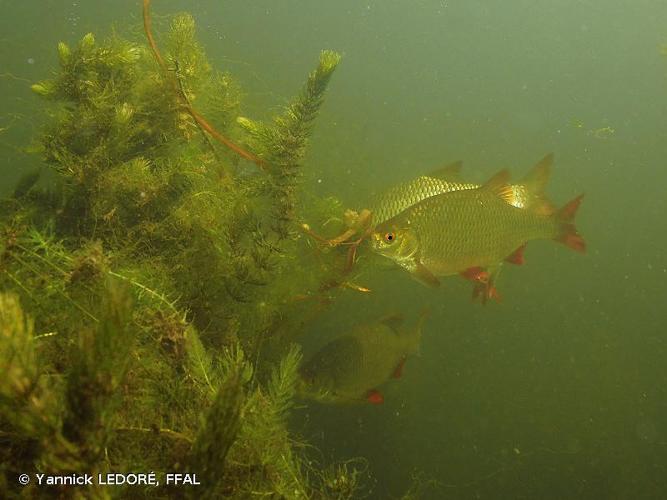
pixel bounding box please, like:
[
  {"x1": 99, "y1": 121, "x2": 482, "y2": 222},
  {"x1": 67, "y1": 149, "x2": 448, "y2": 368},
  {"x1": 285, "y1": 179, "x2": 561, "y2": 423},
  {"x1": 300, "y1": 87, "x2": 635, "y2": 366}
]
[
  {"x1": 505, "y1": 243, "x2": 527, "y2": 265},
  {"x1": 366, "y1": 389, "x2": 384, "y2": 405},
  {"x1": 472, "y1": 281, "x2": 502, "y2": 305}
]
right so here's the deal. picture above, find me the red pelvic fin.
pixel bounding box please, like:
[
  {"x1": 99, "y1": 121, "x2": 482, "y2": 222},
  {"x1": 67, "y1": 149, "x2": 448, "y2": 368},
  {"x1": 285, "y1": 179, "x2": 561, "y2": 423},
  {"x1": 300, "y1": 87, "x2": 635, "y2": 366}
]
[
  {"x1": 366, "y1": 389, "x2": 384, "y2": 405},
  {"x1": 392, "y1": 357, "x2": 406, "y2": 379},
  {"x1": 488, "y1": 285, "x2": 502, "y2": 303},
  {"x1": 460, "y1": 267, "x2": 490, "y2": 283},
  {"x1": 505, "y1": 243, "x2": 527, "y2": 265},
  {"x1": 472, "y1": 281, "x2": 502, "y2": 305},
  {"x1": 555, "y1": 194, "x2": 586, "y2": 253}
]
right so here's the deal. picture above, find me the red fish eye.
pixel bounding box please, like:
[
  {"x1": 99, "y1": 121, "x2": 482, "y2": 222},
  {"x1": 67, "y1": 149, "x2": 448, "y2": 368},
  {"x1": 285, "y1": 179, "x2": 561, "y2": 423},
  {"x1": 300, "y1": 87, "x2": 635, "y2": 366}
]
[{"x1": 384, "y1": 232, "x2": 395, "y2": 243}]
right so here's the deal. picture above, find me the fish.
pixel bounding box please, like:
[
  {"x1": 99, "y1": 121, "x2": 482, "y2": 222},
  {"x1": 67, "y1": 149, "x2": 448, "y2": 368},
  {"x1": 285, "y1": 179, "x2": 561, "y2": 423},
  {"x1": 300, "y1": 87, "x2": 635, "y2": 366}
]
[
  {"x1": 370, "y1": 169, "x2": 585, "y2": 289},
  {"x1": 297, "y1": 311, "x2": 427, "y2": 404},
  {"x1": 368, "y1": 154, "x2": 555, "y2": 226},
  {"x1": 365, "y1": 155, "x2": 556, "y2": 300},
  {"x1": 302, "y1": 155, "x2": 555, "y2": 296}
]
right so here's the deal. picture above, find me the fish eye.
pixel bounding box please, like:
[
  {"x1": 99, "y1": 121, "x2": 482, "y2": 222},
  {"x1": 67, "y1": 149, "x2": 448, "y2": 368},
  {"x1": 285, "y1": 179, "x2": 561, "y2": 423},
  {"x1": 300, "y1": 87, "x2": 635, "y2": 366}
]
[{"x1": 384, "y1": 232, "x2": 396, "y2": 244}]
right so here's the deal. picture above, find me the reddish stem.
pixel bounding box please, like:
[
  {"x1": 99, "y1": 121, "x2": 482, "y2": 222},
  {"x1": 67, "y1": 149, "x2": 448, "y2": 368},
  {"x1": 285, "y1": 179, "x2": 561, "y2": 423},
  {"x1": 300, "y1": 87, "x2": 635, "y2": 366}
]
[{"x1": 142, "y1": 0, "x2": 266, "y2": 170}]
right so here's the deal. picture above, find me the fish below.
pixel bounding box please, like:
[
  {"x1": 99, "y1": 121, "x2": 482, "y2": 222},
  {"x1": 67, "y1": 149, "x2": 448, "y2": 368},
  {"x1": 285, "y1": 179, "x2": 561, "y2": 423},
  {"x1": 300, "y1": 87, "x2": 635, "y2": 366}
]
[
  {"x1": 297, "y1": 311, "x2": 428, "y2": 404},
  {"x1": 371, "y1": 169, "x2": 585, "y2": 290}
]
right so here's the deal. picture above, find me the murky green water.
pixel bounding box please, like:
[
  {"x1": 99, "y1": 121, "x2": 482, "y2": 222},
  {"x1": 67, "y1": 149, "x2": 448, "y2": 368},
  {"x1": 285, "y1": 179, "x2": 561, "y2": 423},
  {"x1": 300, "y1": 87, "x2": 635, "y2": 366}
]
[{"x1": 2, "y1": 1, "x2": 666, "y2": 498}]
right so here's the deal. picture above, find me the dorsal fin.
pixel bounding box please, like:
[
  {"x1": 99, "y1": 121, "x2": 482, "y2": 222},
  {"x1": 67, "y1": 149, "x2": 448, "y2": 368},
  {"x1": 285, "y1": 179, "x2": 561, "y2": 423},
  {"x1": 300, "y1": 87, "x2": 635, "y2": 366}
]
[
  {"x1": 426, "y1": 160, "x2": 463, "y2": 181},
  {"x1": 518, "y1": 153, "x2": 555, "y2": 215},
  {"x1": 379, "y1": 313, "x2": 405, "y2": 332},
  {"x1": 480, "y1": 169, "x2": 514, "y2": 204},
  {"x1": 521, "y1": 153, "x2": 553, "y2": 192}
]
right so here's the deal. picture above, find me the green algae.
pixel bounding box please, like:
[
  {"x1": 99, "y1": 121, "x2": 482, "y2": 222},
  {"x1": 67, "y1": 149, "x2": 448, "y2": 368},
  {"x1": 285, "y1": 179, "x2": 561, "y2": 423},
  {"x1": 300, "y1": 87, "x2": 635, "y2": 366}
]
[{"x1": 0, "y1": 7, "x2": 366, "y2": 499}]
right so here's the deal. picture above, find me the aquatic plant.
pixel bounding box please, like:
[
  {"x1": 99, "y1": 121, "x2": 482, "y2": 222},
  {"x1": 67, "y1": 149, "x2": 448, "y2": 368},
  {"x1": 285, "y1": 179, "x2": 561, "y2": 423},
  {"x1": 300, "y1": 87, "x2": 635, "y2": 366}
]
[
  {"x1": 1, "y1": 5, "x2": 367, "y2": 498},
  {"x1": 238, "y1": 49, "x2": 342, "y2": 238}
]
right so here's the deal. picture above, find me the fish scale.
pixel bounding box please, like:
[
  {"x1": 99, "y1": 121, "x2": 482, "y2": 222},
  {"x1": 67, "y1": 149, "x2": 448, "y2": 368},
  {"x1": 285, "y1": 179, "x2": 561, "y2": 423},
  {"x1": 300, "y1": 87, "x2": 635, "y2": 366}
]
[
  {"x1": 366, "y1": 155, "x2": 555, "y2": 228},
  {"x1": 369, "y1": 176, "x2": 476, "y2": 225},
  {"x1": 371, "y1": 169, "x2": 584, "y2": 286},
  {"x1": 407, "y1": 188, "x2": 557, "y2": 275},
  {"x1": 369, "y1": 175, "x2": 547, "y2": 227}
]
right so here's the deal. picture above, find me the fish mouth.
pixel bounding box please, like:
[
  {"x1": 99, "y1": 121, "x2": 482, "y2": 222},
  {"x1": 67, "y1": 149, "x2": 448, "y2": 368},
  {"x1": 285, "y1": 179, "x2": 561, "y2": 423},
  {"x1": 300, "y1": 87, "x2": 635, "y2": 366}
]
[{"x1": 370, "y1": 231, "x2": 384, "y2": 248}]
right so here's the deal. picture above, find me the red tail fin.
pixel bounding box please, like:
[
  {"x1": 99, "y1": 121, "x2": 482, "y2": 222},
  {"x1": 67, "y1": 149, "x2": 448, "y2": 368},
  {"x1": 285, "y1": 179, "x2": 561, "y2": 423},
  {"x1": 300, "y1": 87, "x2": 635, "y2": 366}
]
[{"x1": 555, "y1": 194, "x2": 585, "y2": 253}]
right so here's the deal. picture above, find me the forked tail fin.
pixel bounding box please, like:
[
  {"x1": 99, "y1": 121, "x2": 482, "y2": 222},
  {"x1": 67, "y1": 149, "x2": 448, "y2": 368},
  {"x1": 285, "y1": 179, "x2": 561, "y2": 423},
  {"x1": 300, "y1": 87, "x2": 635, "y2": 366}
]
[{"x1": 554, "y1": 194, "x2": 585, "y2": 253}]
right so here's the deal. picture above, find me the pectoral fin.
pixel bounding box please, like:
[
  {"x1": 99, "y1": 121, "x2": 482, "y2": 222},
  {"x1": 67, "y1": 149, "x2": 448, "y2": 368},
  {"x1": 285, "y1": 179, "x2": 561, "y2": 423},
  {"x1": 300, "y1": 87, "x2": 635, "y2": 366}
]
[{"x1": 412, "y1": 261, "x2": 440, "y2": 288}]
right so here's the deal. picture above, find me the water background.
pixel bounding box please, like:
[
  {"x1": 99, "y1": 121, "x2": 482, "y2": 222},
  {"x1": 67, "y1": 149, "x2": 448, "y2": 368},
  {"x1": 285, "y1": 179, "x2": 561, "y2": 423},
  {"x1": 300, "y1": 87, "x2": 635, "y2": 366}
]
[{"x1": 2, "y1": 1, "x2": 666, "y2": 498}]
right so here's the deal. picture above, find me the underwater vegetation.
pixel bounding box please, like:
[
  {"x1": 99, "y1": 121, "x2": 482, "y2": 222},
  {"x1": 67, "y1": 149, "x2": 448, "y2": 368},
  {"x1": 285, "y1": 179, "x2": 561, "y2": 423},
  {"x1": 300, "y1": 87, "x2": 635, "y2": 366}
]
[{"x1": 0, "y1": 2, "x2": 372, "y2": 498}]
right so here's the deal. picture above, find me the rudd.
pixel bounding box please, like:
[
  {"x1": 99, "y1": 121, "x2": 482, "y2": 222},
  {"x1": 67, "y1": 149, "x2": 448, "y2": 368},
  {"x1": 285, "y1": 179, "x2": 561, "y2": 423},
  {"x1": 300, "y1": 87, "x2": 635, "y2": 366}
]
[
  {"x1": 370, "y1": 168, "x2": 585, "y2": 296},
  {"x1": 304, "y1": 155, "x2": 556, "y2": 287},
  {"x1": 297, "y1": 311, "x2": 428, "y2": 405}
]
